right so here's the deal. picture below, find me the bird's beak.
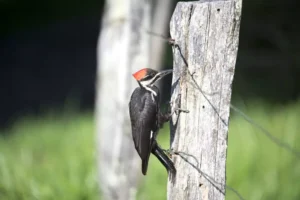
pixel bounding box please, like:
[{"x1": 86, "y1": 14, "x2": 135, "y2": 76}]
[{"x1": 156, "y1": 69, "x2": 173, "y2": 80}]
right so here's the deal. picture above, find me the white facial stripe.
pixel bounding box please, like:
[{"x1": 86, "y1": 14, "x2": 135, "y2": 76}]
[
  {"x1": 140, "y1": 73, "x2": 161, "y2": 87},
  {"x1": 140, "y1": 79, "x2": 153, "y2": 87},
  {"x1": 145, "y1": 86, "x2": 157, "y2": 96},
  {"x1": 149, "y1": 73, "x2": 161, "y2": 85},
  {"x1": 140, "y1": 82, "x2": 157, "y2": 94}
]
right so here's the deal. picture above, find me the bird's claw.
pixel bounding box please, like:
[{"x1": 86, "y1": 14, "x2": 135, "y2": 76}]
[
  {"x1": 174, "y1": 108, "x2": 189, "y2": 115},
  {"x1": 168, "y1": 38, "x2": 176, "y2": 45},
  {"x1": 170, "y1": 94, "x2": 189, "y2": 116},
  {"x1": 162, "y1": 148, "x2": 177, "y2": 158}
]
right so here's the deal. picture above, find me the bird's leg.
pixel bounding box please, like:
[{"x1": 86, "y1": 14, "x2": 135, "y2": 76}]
[
  {"x1": 157, "y1": 111, "x2": 171, "y2": 128},
  {"x1": 169, "y1": 93, "x2": 189, "y2": 115},
  {"x1": 151, "y1": 140, "x2": 176, "y2": 175},
  {"x1": 158, "y1": 95, "x2": 189, "y2": 128},
  {"x1": 157, "y1": 101, "x2": 172, "y2": 128},
  {"x1": 154, "y1": 142, "x2": 175, "y2": 159},
  {"x1": 161, "y1": 147, "x2": 178, "y2": 158}
]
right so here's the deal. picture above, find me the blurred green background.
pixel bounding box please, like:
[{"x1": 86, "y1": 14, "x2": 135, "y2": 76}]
[
  {"x1": 1, "y1": 0, "x2": 300, "y2": 199},
  {"x1": 1, "y1": 101, "x2": 300, "y2": 199}
]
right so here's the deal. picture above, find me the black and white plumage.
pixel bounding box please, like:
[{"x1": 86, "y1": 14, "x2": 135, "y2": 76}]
[
  {"x1": 128, "y1": 68, "x2": 176, "y2": 175},
  {"x1": 129, "y1": 86, "x2": 160, "y2": 174}
]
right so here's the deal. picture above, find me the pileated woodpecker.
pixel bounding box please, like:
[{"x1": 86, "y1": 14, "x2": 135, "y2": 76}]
[{"x1": 129, "y1": 68, "x2": 176, "y2": 175}]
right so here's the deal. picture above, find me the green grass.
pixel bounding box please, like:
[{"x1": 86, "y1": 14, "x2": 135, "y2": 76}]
[
  {"x1": 227, "y1": 101, "x2": 300, "y2": 200},
  {"x1": 0, "y1": 112, "x2": 98, "y2": 200},
  {"x1": 0, "y1": 101, "x2": 300, "y2": 200}
]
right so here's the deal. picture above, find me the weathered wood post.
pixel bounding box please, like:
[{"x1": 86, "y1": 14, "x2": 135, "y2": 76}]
[
  {"x1": 96, "y1": 0, "x2": 175, "y2": 199},
  {"x1": 96, "y1": 0, "x2": 151, "y2": 199},
  {"x1": 168, "y1": 1, "x2": 242, "y2": 200}
]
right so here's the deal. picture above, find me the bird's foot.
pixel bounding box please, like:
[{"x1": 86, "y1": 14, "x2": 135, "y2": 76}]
[
  {"x1": 158, "y1": 94, "x2": 189, "y2": 128},
  {"x1": 162, "y1": 148, "x2": 177, "y2": 158},
  {"x1": 170, "y1": 94, "x2": 189, "y2": 115},
  {"x1": 168, "y1": 38, "x2": 176, "y2": 45}
]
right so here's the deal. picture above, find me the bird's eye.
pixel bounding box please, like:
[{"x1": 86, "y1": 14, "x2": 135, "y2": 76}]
[{"x1": 142, "y1": 75, "x2": 153, "y2": 81}]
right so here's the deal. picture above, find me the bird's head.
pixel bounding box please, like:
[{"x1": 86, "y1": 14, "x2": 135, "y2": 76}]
[{"x1": 132, "y1": 68, "x2": 173, "y2": 88}]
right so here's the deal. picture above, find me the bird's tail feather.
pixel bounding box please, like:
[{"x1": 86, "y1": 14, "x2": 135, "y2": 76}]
[
  {"x1": 142, "y1": 157, "x2": 150, "y2": 175},
  {"x1": 152, "y1": 142, "x2": 176, "y2": 175}
]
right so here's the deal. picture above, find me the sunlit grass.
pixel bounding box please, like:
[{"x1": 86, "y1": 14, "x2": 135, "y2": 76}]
[
  {"x1": 0, "y1": 112, "x2": 98, "y2": 200},
  {"x1": 0, "y1": 100, "x2": 300, "y2": 199},
  {"x1": 227, "y1": 101, "x2": 300, "y2": 200}
]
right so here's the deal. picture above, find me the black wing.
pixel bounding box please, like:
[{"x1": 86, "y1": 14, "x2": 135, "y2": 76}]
[{"x1": 129, "y1": 87, "x2": 159, "y2": 175}]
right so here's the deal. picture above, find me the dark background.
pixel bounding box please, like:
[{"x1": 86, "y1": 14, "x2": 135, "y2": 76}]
[{"x1": 1, "y1": 0, "x2": 299, "y2": 127}]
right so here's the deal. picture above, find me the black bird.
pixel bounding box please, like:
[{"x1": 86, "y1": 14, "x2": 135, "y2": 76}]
[{"x1": 129, "y1": 68, "x2": 176, "y2": 175}]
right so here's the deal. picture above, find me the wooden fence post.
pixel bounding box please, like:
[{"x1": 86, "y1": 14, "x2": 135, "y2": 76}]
[
  {"x1": 168, "y1": 1, "x2": 242, "y2": 200},
  {"x1": 96, "y1": 0, "x2": 152, "y2": 199}
]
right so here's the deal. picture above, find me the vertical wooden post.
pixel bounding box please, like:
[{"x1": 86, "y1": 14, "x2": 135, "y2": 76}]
[
  {"x1": 96, "y1": 0, "x2": 175, "y2": 199},
  {"x1": 96, "y1": 0, "x2": 151, "y2": 199},
  {"x1": 168, "y1": 1, "x2": 242, "y2": 200},
  {"x1": 150, "y1": 0, "x2": 174, "y2": 69}
]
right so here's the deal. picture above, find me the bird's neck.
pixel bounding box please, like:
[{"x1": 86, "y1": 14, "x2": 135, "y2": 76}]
[{"x1": 140, "y1": 84, "x2": 159, "y2": 101}]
